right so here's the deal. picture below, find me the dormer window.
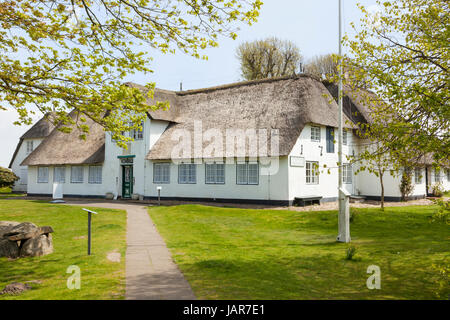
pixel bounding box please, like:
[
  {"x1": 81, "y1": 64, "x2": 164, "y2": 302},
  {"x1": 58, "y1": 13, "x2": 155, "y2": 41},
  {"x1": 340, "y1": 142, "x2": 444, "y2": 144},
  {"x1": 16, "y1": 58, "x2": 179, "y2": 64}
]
[
  {"x1": 311, "y1": 126, "x2": 321, "y2": 142},
  {"x1": 26, "y1": 141, "x2": 34, "y2": 154},
  {"x1": 130, "y1": 121, "x2": 144, "y2": 140}
]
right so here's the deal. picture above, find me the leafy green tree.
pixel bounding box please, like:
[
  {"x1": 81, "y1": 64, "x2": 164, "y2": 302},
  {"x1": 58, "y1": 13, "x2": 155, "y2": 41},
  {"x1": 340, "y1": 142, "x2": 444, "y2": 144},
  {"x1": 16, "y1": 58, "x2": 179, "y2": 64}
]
[
  {"x1": 236, "y1": 37, "x2": 302, "y2": 80},
  {"x1": 0, "y1": 167, "x2": 19, "y2": 189},
  {"x1": 344, "y1": 0, "x2": 449, "y2": 166},
  {"x1": 0, "y1": 0, "x2": 262, "y2": 147},
  {"x1": 304, "y1": 54, "x2": 338, "y2": 80}
]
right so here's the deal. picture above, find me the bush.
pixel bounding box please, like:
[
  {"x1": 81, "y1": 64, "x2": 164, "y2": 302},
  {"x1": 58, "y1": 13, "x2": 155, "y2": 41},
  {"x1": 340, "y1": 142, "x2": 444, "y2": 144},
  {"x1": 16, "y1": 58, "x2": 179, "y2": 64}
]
[
  {"x1": 430, "y1": 198, "x2": 450, "y2": 224},
  {"x1": 432, "y1": 182, "x2": 444, "y2": 197},
  {"x1": 345, "y1": 246, "x2": 357, "y2": 260},
  {"x1": 399, "y1": 168, "x2": 414, "y2": 201},
  {"x1": 0, "y1": 167, "x2": 19, "y2": 189},
  {"x1": 432, "y1": 263, "x2": 450, "y2": 299}
]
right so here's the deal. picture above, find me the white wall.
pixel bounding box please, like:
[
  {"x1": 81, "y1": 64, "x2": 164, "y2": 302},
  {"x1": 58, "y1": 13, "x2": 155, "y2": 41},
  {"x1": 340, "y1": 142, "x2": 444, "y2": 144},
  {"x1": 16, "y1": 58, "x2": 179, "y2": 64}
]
[
  {"x1": 144, "y1": 157, "x2": 289, "y2": 201},
  {"x1": 287, "y1": 124, "x2": 356, "y2": 201},
  {"x1": 11, "y1": 138, "x2": 43, "y2": 192}
]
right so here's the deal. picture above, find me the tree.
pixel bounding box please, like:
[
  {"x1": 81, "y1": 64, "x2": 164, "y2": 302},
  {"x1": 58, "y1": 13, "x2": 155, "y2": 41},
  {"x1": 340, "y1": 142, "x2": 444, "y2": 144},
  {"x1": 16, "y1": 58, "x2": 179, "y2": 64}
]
[
  {"x1": 344, "y1": 0, "x2": 449, "y2": 166},
  {"x1": 236, "y1": 37, "x2": 302, "y2": 80},
  {"x1": 353, "y1": 140, "x2": 394, "y2": 211},
  {"x1": 304, "y1": 54, "x2": 338, "y2": 80},
  {"x1": 0, "y1": 167, "x2": 19, "y2": 189},
  {"x1": 0, "y1": 0, "x2": 262, "y2": 147},
  {"x1": 399, "y1": 167, "x2": 414, "y2": 201}
]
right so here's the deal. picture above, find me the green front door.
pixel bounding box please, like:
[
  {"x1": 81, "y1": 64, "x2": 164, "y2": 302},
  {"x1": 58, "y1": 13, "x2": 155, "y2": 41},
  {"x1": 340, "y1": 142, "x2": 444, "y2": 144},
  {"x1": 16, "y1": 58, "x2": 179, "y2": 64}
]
[{"x1": 122, "y1": 165, "x2": 133, "y2": 199}]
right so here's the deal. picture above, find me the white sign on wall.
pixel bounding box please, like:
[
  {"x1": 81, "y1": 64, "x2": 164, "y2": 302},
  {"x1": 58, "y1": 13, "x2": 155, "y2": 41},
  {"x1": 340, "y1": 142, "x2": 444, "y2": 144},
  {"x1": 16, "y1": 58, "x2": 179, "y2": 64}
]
[{"x1": 290, "y1": 156, "x2": 305, "y2": 167}]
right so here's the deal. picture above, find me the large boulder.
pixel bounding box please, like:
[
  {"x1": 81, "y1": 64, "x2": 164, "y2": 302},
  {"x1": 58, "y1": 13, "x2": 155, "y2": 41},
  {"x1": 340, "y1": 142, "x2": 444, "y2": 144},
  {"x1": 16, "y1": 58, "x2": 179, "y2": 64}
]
[
  {"x1": 20, "y1": 234, "x2": 53, "y2": 257},
  {"x1": 0, "y1": 221, "x2": 20, "y2": 238},
  {"x1": 3, "y1": 222, "x2": 39, "y2": 241},
  {"x1": 0, "y1": 238, "x2": 19, "y2": 258}
]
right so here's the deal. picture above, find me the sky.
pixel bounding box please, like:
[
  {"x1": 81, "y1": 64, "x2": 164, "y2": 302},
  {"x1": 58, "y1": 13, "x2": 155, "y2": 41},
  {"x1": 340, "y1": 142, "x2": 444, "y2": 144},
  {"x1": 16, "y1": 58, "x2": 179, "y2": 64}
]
[{"x1": 0, "y1": 0, "x2": 377, "y2": 168}]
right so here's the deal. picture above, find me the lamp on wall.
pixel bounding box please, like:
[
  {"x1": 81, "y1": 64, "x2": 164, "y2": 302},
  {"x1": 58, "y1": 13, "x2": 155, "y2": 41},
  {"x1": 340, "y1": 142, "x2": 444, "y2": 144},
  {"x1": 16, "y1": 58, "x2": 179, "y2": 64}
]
[{"x1": 319, "y1": 146, "x2": 323, "y2": 156}]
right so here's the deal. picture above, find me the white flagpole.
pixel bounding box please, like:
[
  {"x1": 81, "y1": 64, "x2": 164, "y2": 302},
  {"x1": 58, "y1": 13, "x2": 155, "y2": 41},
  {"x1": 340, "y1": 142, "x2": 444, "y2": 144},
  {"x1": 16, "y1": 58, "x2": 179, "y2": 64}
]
[{"x1": 337, "y1": 0, "x2": 350, "y2": 243}]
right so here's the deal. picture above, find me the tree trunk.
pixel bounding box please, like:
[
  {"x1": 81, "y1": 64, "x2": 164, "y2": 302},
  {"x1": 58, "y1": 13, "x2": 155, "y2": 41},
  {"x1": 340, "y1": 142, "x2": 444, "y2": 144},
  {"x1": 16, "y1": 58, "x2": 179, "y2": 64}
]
[{"x1": 379, "y1": 169, "x2": 385, "y2": 211}]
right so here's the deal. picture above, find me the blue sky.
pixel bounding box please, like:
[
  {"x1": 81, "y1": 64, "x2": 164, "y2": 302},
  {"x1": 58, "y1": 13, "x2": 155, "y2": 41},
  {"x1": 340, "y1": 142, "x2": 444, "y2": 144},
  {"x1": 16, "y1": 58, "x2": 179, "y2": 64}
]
[{"x1": 0, "y1": 0, "x2": 377, "y2": 168}]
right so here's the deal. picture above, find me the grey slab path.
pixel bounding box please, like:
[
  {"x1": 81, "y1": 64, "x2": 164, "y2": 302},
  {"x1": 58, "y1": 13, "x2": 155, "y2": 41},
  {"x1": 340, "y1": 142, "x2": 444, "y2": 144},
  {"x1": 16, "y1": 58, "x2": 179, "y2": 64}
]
[{"x1": 65, "y1": 200, "x2": 196, "y2": 300}]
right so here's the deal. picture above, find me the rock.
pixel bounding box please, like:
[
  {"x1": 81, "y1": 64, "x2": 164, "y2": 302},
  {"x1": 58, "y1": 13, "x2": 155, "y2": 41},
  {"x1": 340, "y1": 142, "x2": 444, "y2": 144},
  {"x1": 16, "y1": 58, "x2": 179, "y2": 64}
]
[
  {"x1": 0, "y1": 282, "x2": 31, "y2": 295},
  {"x1": 3, "y1": 222, "x2": 39, "y2": 241},
  {"x1": 0, "y1": 221, "x2": 20, "y2": 238},
  {"x1": 39, "y1": 226, "x2": 54, "y2": 235},
  {"x1": 20, "y1": 234, "x2": 53, "y2": 257},
  {"x1": 0, "y1": 238, "x2": 19, "y2": 258}
]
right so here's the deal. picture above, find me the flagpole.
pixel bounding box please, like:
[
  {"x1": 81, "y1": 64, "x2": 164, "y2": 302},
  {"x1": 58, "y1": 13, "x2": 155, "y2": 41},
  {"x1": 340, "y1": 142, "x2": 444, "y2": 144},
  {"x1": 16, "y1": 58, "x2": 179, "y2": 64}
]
[{"x1": 337, "y1": 0, "x2": 350, "y2": 243}]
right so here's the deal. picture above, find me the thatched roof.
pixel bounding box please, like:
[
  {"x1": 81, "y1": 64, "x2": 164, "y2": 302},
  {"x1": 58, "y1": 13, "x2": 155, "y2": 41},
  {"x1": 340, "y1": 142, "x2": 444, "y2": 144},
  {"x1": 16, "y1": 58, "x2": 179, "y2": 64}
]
[
  {"x1": 146, "y1": 75, "x2": 354, "y2": 160},
  {"x1": 21, "y1": 112, "x2": 105, "y2": 166},
  {"x1": 8, "y1": 114, "x2": 55, "y2": 168},
  {"x1": 125, "y1": 83, "x2": 181, "y2": 123}
]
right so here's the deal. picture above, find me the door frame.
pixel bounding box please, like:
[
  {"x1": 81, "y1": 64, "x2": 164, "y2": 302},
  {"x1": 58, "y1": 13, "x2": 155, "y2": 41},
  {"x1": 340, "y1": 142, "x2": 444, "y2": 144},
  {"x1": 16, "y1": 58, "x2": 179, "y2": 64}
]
[{"x1": 121, "y1": 165, "x2": 133, "y2": 199}]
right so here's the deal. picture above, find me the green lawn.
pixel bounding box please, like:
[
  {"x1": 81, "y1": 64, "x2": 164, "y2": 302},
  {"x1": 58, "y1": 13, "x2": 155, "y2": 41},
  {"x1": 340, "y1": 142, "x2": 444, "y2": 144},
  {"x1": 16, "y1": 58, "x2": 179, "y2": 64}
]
[
  {"x1": 149, "y1": 204, "x2": 449, "y2": 300},
  {"x1": 0, "y1": 200, "x2": 127, "y2": 299}
]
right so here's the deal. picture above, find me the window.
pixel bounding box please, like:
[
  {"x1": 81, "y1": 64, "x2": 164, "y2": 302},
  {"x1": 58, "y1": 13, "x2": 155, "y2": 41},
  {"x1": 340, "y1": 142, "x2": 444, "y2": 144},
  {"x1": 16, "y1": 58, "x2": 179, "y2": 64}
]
[
  {"x1": 20, "y1": 168, "x2": 27, "y2": 185},
  {"x1": 236, "y1": 162, "x2": 259, "y2": 185},
  {"x1": 178, "y1": 163, "x2": 196, "y2": 184},
  {"x1": 343, "y1": 130, "x2": 348, "y2": 145},
  {"x1": 311, "y1": 126, "x2": 321, "y2": 142},
  {"x1": 71, "y1": 166, "x2": 84, "y2": 183},
  {"x1": 326, "y1": 127, "x2": 335, "y2": 153},
  {"x1": 53, "y1": 167, "x2": 66, "y2": 183},
  {"x1": 26, "y1": 141, "x2": 34, "y2": 154},
  {"x1": 130, "y1": 121, "x2": 144, "y2": 140},
  {"x1": 415, "y1": 168, "x2": 422, "y2": 184},
  {"x1": 37, "y1": 167, "x2": 48, "y2": 183},
  {"x1": 343, "y1": 164, "x2": 352, "y2": 184},
  {"x1": 447, "y1": 169, "x2": 450, "y2": 182},
  {"x1": 306, "y1": 161, "x2": 319, "y2": 184},
  {"x1": 434, "y1": 168, "x2": 441, "y2": 183},
  {"x1": 153, "y1": 163, "x2": 170, "y2": 183},
  {"x1": 88, "y1": 166, "x2": 102, "y2": 184},
  {"x1": 205, "y1": 163, "x2": 225, "y2": 184}
]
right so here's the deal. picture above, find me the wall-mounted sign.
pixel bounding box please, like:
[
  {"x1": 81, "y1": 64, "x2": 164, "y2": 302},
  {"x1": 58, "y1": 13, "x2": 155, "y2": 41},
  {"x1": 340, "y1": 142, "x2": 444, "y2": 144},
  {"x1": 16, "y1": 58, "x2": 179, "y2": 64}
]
[
  {"x1": 290, "y1": 156, "x2": 305, "y2": 167},
  {"x1": 118, "y1": 155, "x2": 135, "y2": 164}
]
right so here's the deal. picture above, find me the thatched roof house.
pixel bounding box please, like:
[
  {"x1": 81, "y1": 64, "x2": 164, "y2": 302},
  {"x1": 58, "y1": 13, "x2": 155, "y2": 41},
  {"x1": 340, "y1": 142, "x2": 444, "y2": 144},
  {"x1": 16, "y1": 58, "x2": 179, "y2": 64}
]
[
  {"x1": 20, "y1": 75, "x2": 364, "y2": 165},
  {"x1": 9, "y1": 113, "x2": 55, "y2": 168},
  {"x1": 21, "y1": 112, "x2": 105, "y2": 166},
  {"x1": 146, "y1": 75, "x2": 355, "y2": 160}
]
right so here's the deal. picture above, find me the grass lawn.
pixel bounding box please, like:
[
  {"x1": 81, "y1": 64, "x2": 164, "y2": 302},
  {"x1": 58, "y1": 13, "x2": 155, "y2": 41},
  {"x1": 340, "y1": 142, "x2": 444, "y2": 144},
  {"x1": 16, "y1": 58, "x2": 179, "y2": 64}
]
[
  {"x1": 149, "y1": 204, "x2": 449, "y2": 300},
  {"x1": 0, "y1": 200, "x2": 127, "y2": 299}
]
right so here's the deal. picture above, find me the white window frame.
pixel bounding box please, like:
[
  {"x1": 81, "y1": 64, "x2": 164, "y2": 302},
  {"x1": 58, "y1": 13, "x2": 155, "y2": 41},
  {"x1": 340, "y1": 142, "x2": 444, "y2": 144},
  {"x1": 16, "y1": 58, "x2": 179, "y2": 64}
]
[
  {"x1": 236, "y1": 162, "x2": 259, "y2": 185},
  {"x1": 37, "y1": 167, "x2": 49, "y2": 183},
  {"x1": 306, "y1": 161, "x2": 319, "y2": 184},
  {"x1": 20, "y1": 168, "x2": 28, "y2": 185},
  {"x1": 343, "y1": 164, "x2": 352, "y2": 184},
  {"x1": 153, "y1": 163, "x2": 170, "y2": 184},
  {"x1": 205, "y1": 163, "x2": 225, "y2": 184},
  {"x1": 130, "y1": 121, "x2": 144, "y2": 140},
  {"x1": 70, "y1": 166, "x2": 84, "y2": 183},
  {"x1": 434, "y1": 168, "x2": 441, "y2": 183},
  {"x1": 26, "y1": 141, "x2": 34, "y2": 154},
  {"x1": 342, "y1": 130, "x2": 348, "y2": 145},
  {"x1": 178, "y1": 163, "x2": 196, "y2": 184},
  {"x1": 414, "y1": 167, "x2": 422, "y2": 184},
  {"x1": 53, "y1": 167, "x2": 66, "y2": 183},
  {"x1": 88, "y1": 166, "x2": 102, "y2": 184},
  {"x1": 311, "y1": 126, "x2": 321, "y2": 142}
]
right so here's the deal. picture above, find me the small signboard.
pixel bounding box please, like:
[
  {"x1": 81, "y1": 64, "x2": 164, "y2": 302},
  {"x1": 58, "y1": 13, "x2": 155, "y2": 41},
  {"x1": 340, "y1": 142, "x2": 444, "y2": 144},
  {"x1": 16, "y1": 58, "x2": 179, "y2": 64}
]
[{"x1": 290, "y1": 156, "x2": 305, "y2": 167}]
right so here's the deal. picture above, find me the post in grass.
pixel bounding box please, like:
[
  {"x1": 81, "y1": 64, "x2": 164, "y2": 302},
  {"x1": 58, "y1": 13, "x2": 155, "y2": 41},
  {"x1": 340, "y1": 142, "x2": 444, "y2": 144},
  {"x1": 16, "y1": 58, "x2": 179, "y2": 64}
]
[{"x1": 82, "y1": 208, "x2": 98, "y2": 255}]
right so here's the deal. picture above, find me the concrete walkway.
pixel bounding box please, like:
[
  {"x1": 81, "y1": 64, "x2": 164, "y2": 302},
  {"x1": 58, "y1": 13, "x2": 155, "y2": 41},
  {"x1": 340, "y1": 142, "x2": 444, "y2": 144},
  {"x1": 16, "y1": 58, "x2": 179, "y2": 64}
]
[{"x1": 65, "y1": 200, "x2": 196, "y2": 300}]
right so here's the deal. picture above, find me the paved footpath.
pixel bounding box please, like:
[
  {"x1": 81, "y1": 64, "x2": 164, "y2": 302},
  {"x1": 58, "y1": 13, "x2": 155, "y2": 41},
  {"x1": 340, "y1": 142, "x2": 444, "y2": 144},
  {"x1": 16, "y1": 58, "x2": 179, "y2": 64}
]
[{"x1": 65, "y1": 200, "x2": 196, "y2": 300}]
